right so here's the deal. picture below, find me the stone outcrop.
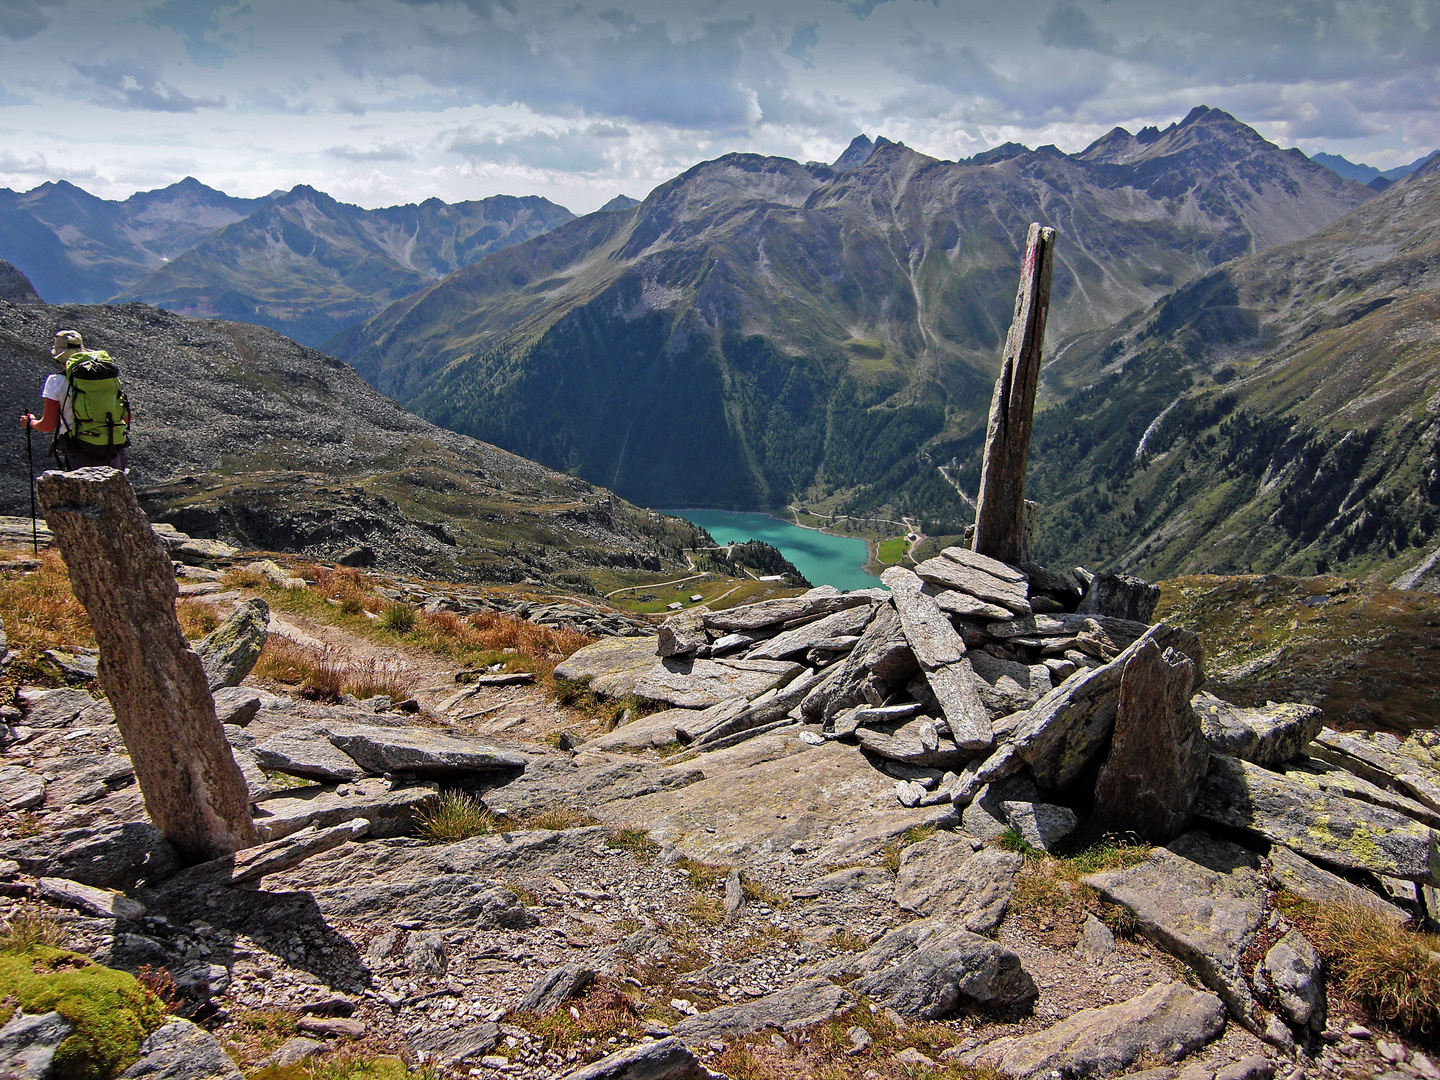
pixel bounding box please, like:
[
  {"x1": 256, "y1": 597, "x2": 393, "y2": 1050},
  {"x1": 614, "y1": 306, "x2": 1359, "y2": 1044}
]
[
  {"x1": 118, "y1": 1018, "x2": 243, "y2": 1080},
  {"x1": 673, "y1": 979, "x2": 854, "y2": 1040},
  {"x1": 1196, "y1": 753, "x2": 1440, "y2": 883},
  {"x1": 37, "y1": 467, "x2": 258, "y2": 861},
  {"x1": 1092, "y1": 640, "x2": 1206, "y2": 842},
  {"x1": 559, "y1": 1038, "x2": 715, "y2": 1080},
  {"x1": 893, "y1": 836, "x2": 1022, "y2": 931},
  {"x1": 1194, "y1": 692, "x2": 1323, "y2": 769},
  {"x1": 1083, "y1": 832, "x2": 1267, "y2": 1026},
  {"x1": 1075, "y1": 572, "x2": 1161, "y2": 623},
  {"x1": 194, "y1": 598, "x2": 269, "y2": 690},
  {"x1": 972, "y1": 222, "x2": 1056, "y2": 565}
]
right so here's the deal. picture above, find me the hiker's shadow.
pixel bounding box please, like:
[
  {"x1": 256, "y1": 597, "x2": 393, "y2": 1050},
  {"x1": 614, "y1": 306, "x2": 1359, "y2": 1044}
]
[{"x1": 136, "y1": 882, "x2": 372, "y2": 994}]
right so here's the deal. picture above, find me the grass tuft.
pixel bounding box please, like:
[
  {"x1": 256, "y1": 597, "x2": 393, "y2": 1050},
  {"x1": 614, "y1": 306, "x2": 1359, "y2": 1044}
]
[
  {"x1": 1291, "y1": 897, "x2": 1440, "y2": 1036},
  {"x1": 378, "y1": 601, "x2": 417, "y2": 634},
  {"x1": 513, "y1": 978, "x2": 640, "y2": 1054},
  {"x1": 0, "y1": 905, "x2": 65, "y2": 952},
  {"x1": 881, "y1": 823, "x2": 938, "y2": 875},
  {"x1": 174, "y1": 598, "x2": 220, "y2": 639},
  {"x1": 416, "y1": 791, "x2": 498, "y2": 842},
  {"x1": 606, "y1": 828, "x2": 661, "y2": 862},
  {"x1": 252, "y1": 639, "x2": 415, "y2": 702}
]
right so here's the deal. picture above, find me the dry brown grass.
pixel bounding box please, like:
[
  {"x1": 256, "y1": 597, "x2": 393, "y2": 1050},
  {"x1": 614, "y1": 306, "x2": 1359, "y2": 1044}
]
[
  {"x1": 712, "y1": 1003, "x2": 993, "y2": 1080},
  {"x1": 251, "y1": 638, "x2": 416, "y2": 702},
  {"x1": 0, "y1": 549, "x2": 92, "y2": 651},
  {"x1": 1290, "y1": 897, "x2": 1440, "y2": 1036},
  {"x1": 513, "y1": 978, "x2": 641, "y2": 1055},
  {"x1": 175, "y1": 598, "x2": 220, "y2": 639},
  {"x1": 0, "y1": 905, "x2": 65, "y2": 952}
]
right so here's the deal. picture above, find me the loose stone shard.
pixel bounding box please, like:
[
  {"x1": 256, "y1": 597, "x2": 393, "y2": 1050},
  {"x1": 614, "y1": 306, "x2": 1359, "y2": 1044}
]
[
  {"x1": 1196, "y1": 753, "x2": 1440, "y2": 883},
  {"x1": 972, "y1": 222, "x2": 1056, "y2": 565},
  {"x1": 1092, "y1": 640, "x2": 1207, "y2": 843},
  {"x1": 37, "y1": 468, "x2": 258, "y2": 861}
]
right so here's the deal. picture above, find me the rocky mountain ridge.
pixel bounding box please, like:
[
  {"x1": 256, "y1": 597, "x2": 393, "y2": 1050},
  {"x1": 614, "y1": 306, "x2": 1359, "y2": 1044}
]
[
  {"x1": 1023, "y1": 152, "x2": 1440, "y2": 588},
  {"x1": 0, "y1": 178, "x2": 574, "y2": 346},
  {"x1": 328, "y1": 107, "x2": 1371, "y2": 522},
  {"x1": 0, "y1": 296, "x2": 703, "y2": 587}
]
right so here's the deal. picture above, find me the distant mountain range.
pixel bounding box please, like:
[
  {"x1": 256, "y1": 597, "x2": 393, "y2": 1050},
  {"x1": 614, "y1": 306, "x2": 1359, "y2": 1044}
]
[
  {"x1": 328, "y1": 107, "x2": 1373, "y2": 522},
  {"x1": 1310, "y1": 151, "x2": 1437, "y2": 191},
  {"x1": 0, "y1": 179, "x2": 573, "y2": 345},
  {"x1": 1024, "y1": 152, "x2": 1440, "y2": 587}
]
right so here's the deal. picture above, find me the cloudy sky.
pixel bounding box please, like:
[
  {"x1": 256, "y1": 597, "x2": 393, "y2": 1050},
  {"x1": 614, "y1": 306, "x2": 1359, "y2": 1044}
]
[{"x1": 1, "y1": 0, "x2": 1436, "y2": 213}]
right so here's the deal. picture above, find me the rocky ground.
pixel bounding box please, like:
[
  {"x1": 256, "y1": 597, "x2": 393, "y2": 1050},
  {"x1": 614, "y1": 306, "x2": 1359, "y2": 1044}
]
[{"x1": 1, "y1": 536, "x2": 1438, "y2": 1080}]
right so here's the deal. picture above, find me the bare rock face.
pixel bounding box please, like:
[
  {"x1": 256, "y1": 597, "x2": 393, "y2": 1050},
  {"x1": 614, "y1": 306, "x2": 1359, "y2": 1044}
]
[
  {"x1": 37, "y1": 468, "x2": 258, "y2": 862},
  {"x1": 118, "y1": 1017, "x2": 243, "y2": 1080},
  {"x1": 0, "y1": 1010, "x2": 75, "y2": 1080},
  {"x1": 673, "y1": 978, "x2": 854, "y2": 1040},
  {"x1": 1263, "y1": 928, "x2": 1326, "y2": 1034},
  {"x1": 1092, "y1": 640, "x2": 1207, "y2": 843},
  {"x1": 1076, "y1": 572, "x2": 1161, "y2": 623},
  {"x1": 195, "y1": 598, "x2": 269, "y2": 690},
  {"x1": 1083, "y1": 831, "x2": 1267, "y2": 1026},
  {"x1": 559, "y1": 1037, "x2": 715, "y2": 1080},
  {"x1": 893, "y1": 836, "x2": 1022, "y2": 932},
  {"x1": 972, "y1": 981, "x2": 1226, "y2": 1078}
]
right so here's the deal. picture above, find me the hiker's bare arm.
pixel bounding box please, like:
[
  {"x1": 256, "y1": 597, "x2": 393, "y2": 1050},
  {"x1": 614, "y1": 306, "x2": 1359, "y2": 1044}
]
[{"x1": 20, "y1": 398, "x2": 60, "y2": 433}]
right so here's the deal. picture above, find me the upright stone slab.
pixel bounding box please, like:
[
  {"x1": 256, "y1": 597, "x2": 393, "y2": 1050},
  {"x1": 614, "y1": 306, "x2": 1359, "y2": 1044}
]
[
  {"x1": 1092, "y1": 641, "x2": 1207, "y2": 842},
  {"x1": 972, "y1": 223, "x2": 1056, "y2": 565},
  {"x1": 37, "y1": 468, "x2": 258, "y2": 862}
]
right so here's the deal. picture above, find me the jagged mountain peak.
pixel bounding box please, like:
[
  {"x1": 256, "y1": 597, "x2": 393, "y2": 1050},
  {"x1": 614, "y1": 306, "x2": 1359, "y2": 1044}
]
[
  {"x1": 831, "y1": 134, "x2": 876, "y2": 172},
  {"x1": 599, "y1": 194, "x2": 641, "y2": 212}
]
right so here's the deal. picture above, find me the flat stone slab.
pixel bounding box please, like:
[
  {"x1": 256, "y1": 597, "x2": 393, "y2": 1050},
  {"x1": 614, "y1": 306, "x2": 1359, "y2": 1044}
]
[
  {"x1": 1282, "y1": 758, "x2": 1440, "y2": 829},
  {"x1": 1268, "y1": 844, "x2": 1409, "y2": 924},
  {"x1": 925, "y1": 587, "x2": 1013, "y2": 620},
  {"x1": 630, "y1": 657, "x2": 805, "y2": 709},
  {"x1": 881, "y1": 567, "x2": 966, "y2": 669},
  {"x1": 674, "y1": 978, "x2": 853, "y2": 1039},
  {"x1": 922, "y1": 661, "x2": 993, "y2": 751},
  {"x1": 553, "y1": 636, "x2": 662, "y2": 698},
  {"x1": 702, "y1": 593, "x2": 870, "y2": 633},
  {"x1": 0, "y1": 766, "x2": 45, "y2": 811},
  {"x1": 985, "y1": 613, "x2": 1150, "y2": 641},
  {"x1": 1083, "y1": 831, "x2": 1266, "y2": 1024},
  {"x1": 1310, "y1": 728, "x2": 1440, "y2": 816},
  {"x1": 584, "y1": 709, "x2": 690, "y2": 751},
  {"x1": 973, "y1": 982, "x2": 1226, "y2": 1079},
  {"x1": 253, "y1": 730, "x2": 368, "y2": 782},
  {"x1": 938, "y1": 546, "x2": 1028, "y2": 583},
  {"x1": 857, "y1": 718, "x2": 964, "y2": 768},
  {"x1": 480, "y1": 753, "x2": 704, "y2": 815},
  {"x1": 17, "y1": 687, "x2": 96, "y2": 728},
  {"x1": 252, "y1": 778, "x2": 437, "y2": 840},
  {"x1": 894, "y1": 835, "x2": 1022, "y2": 932},
  {"x1": 1194, "y1": 692, "x2": 1323, "y2": 769},
  {"x1": 1196, "y1": 753, "x2": 1440, "y2": 884},
  {"x1": 561, "y1": 1038, "x2": 712, "y2": 1080},
  {"x1": 913, "y1": 557, "x2": 1031, "y2": 615},
  {"x1": 748, "y1": 603, "x2": 875, "y2": 660},
  {"x1": 327, "y1": 726, "x2": 528, "y2": 776}
]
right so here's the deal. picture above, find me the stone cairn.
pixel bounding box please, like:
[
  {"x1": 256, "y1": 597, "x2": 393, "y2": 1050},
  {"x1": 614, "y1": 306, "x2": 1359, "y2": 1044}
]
[{"x1": 558, "y1": 223, "x2": 1440, "y2": 1050}]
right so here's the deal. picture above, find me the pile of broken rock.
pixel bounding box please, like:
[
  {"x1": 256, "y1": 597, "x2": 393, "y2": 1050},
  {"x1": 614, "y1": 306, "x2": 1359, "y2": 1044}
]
[{"x1": 561, "y1": 544, "x2": 1440, "y2": 1053}]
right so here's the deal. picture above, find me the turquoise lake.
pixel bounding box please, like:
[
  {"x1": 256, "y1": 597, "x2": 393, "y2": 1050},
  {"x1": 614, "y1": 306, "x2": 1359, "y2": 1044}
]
[{"x1": 663, "y1": 509, "x2": 882, "y2": 593}]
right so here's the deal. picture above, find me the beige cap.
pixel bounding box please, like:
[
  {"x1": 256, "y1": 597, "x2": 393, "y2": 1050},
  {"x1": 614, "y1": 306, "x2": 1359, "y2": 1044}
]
[{"x1": 52, "y1": 329, "x2": 83, "y2": 358}]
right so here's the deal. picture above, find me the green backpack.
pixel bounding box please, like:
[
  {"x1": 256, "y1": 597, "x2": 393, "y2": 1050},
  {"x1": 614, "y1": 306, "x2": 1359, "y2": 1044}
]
[{"x1": 62, "y1": 350, "x2": 130, "y2": 452}]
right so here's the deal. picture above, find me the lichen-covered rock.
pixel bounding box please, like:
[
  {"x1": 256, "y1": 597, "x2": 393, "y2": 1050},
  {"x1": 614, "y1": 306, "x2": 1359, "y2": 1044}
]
[
  {"x1": 1196, "y1": 753, "x2": 1440, "y2": 884},
  {"x1": 1267, "y1": 845, "x2": 1409, "y2": 923},
  {"x1": 194, "y1": 598, "x2": 269, "y2": 690},
  {"x1": 1193, "y1": 692, "x2": 1323, "y2": 769},
  {"x1": 1092, "y1": 640, "x2": 1207, "y2": 843},
  {"x1": 1010, "y1": 624, "x2": 1204, "y2": 791}
]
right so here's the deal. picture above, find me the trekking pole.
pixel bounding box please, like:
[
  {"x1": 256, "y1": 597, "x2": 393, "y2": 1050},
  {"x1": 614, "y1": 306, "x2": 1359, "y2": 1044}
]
[{"x1": 25, "y1": 421, "x2": 38, "y2": 555}]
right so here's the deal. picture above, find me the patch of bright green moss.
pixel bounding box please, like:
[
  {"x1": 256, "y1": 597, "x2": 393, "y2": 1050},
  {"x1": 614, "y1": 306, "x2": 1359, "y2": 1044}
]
[{"x1": 0, "y1": 945, "x2": 168, "y2": 1080}]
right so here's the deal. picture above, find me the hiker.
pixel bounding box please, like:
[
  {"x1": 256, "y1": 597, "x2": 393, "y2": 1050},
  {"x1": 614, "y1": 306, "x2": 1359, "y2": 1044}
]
[{"x1": 19, "y1": 329, "x2": 131, "y2": 471}]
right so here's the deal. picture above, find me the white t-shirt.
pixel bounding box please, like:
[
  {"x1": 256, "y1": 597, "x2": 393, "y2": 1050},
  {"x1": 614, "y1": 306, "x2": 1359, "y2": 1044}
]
[{"x1": 41, "y1": 373, "x2": 75, "y2": 433}]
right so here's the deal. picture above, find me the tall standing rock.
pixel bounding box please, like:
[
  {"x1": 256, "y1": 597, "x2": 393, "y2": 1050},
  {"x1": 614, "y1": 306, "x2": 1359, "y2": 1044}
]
[
  {"x1": 1092, "y1": 640, "x2": 1206, "y2": 842},
  {"x1": 972, "y1": 223, "x2": 1056, "y2": 565},
  {"x1": 37, "y1": 468, "x2": 259, "y2": 862}
]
